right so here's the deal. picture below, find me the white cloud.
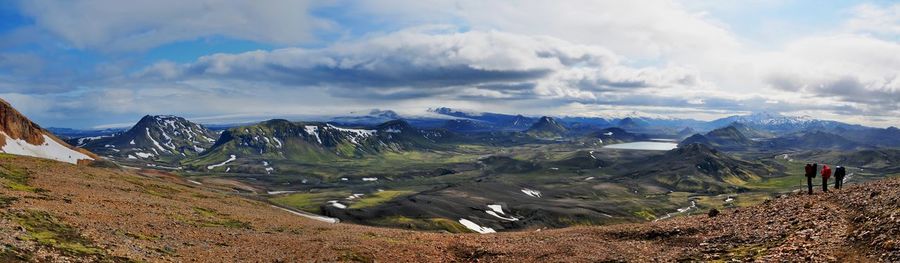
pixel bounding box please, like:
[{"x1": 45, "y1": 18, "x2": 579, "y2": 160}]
[
  {"x1": 139, "y1": 27, "x2": 708, "y2": 104},
  {"x1": 18, "y1": 0, "x2": 328, "y2": 51},
  {"x1": 6, "y1": 0, "x2": 900, "y2": 128},
  {"x1": 354, "y1": 0, "x2": 741, "y2": 60},
  {"x1": 844, "y1": 3, "x2": 900, "y2": 37}
]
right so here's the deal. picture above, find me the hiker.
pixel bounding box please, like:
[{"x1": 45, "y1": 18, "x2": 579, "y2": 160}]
[
  {"x1": 834, "y1": 166, "x2": 847, "y2": 189},
  {"x1": 804, "y1": 163, "x2": 815, "y2": 195},
  {"x1": 821, "y1": 165, "x2": 832, "y2": 192}
]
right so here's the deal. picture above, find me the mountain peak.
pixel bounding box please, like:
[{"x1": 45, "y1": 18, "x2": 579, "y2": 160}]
[
  {"x1": 527, "y1": 116, "x2": 567, "y2": 138},
  {"x1": 0, "y1": 98, "x2": 46, "y2": 145},
  {"x1": 81, "y1": 114, "x2": 217, "y2": 162},
  {"x1": 673, "y1": 142, "x2": 719, "y2": 156}
]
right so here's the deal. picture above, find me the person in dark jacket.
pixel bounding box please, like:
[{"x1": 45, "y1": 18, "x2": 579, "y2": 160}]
[
  {"x1": 834, "y1": 166, "x2": 847, "y2": 189},
  {"x1": 821, "y1": 165, "x2": 832, "y2": 192},
  {"x1": 804, "y1": 163, "x2": 815, "y2": 195}
]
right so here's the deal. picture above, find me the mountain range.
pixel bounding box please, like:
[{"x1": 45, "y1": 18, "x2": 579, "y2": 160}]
[{"x1": 184, "y1": 119, "x2": 445, "y2": 173}]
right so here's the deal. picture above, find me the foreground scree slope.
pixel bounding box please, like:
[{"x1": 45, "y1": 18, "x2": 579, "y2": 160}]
[{"x1": 0, "y1": 154, "x2": 897, "y2": 262}]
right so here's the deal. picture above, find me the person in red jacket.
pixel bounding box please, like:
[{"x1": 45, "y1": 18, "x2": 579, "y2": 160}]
[{"x1": 821, "y1": 165, "x2": 832, "y2": 192}]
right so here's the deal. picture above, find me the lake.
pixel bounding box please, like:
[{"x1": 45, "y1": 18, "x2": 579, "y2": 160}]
[{"x1": 604, "y1": 141, "x2": 678, "y2": 151}]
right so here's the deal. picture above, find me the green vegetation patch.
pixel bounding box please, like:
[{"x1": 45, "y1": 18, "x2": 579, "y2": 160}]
[
  {"x1": 349, "y1": 190, "x2": 414, "y2": 209},
  {"x1": 188, "y1": 207, "x2": 251, "y2": 229},
  {"x1": 744, "y1": 175, "x2": 805, "y2": 191},
  {"x1": 0, "y1": 164, "x2": 42, "y2": 193},
  {"x1": 8, "y1": 210, "x2": 104, "y2": 256},
  {"x1": 633, "y1": 210, "x2": 658, "y2": 221}
]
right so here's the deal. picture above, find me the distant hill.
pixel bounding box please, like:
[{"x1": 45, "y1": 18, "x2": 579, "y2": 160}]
[
  {"x1": 585, "y1": 127, "x2": 648, "y2": 144},
  {"x1": 616, "y1": 117, "x2": 650, "y2": 131},
  {"x1": 49, "y1": 127, "x2": 125, "y2": 140},
  {"x1": 676, "y1": 127, "x2": 697, "y2": 139},
  {"x1": 79, "y1": 115, "x2": 219, "y2": 163},
  {"x1": 0, "y1": 98, "x2": 95, "y2": 164},
  {"x1": 526, "y1": 116, "x2": 567, "y2": 138},
  {"x1": 763, "y1": 131, "x2": 868, "y2": 151},
  {"x1": 621, "y1": 143, "x2": 773, "y2": 193},
  {"x1": 679, "y1": 124, "x2": 756, "y2": 150},
  {"x1": 441, "y1": 119, "x2": 496, "y2": 132},
  {"x1": 840, "y1": 126, "x2": 900, "y2": 148}
]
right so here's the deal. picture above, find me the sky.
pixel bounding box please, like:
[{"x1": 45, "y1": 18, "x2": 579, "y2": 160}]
[{"x1": 1, "y1": 0, "x2": 899, "y2": 129}]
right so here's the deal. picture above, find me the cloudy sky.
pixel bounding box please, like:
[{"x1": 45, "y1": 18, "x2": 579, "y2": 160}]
[{"x1": 1, "y1": 0, "x2": 899, "y2": 128}]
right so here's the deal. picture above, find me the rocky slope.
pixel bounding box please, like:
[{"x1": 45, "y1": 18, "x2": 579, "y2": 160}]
[
  {"x1": 1, "y1": 153, "x2": 897, "y2": 262},
  {"x1": 0, "y1": 99, "x2": 94, "y2": 164},
  {"x1": 78, "y1": 115, "x2": 218, "y2": 164}
]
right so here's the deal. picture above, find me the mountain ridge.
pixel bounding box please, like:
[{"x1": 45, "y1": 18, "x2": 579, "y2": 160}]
[{"x1": 0, "y1": 98, "x2": 95, "y2": 164}]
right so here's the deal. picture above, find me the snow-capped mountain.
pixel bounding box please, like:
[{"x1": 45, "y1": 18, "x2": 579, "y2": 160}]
[
  {"x1": 707, "y1": 112, "x2": 867, "y2": 134},
  {"x1": 429, "y1": 107, "x2": 535, "y2": 131},
  {"x1": 0, "y1": 98, "x2": 94, "y2": 164},
  {"x1": 80, "y1": 115, "x2": 219, "y2": 162},
  {"x1": 187, "y1": 119, "x2": 445, "y2": 173}
]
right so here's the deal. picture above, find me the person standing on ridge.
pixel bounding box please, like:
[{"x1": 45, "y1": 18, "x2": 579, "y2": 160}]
[
  {"x1": 834, "y1": 166, "x2": 847, "y2": 189},
  {"x1": 804, "y1": 163, "x2": 815, "y2": 195},
  {"x1": 821, "y1": 165, "x2": 832, "y2": 192}
]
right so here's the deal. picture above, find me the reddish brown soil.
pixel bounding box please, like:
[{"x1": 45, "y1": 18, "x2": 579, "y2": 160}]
[{"x1": 0, "y1": 155, "x2": 897, "y2": 262}]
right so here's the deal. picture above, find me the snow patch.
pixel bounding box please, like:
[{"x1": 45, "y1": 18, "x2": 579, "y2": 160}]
[
  {"x1": 145, "y1": 128, "x2": 168, "y2": 153},
  {"x1": 327, "y1": 200, "x2": 347, "y2": 209},
  {"x1": 271, "y1": 205, "x2": 339, "y2": 223},
  {"x1": 458, "y1": 219, "x2": 496, "y2": 234},
  {"x1": 326, "y1": 124, "x2": 375, "y2": 144},
  {"x1": 207, "y1": 155, "x2": 236, "y2": 170},
  {"x1": 362, "y1": 177, "x2": 378, "y2": 182},
  {"x1": 521, "y1": 188, "x2": 542, "y2": 198},
  {"x1": 654, "y1": 200, "x2": 698, "y2": 222},
  {"x1": 304, "y1": 126, "x2": 322, "y2": 144},
  {"x1": 485, "y1": 204, "x2": 518, "y2": 221},
  {"x1": 0, "y1": 133, "x2": 93, "y2": 164}
]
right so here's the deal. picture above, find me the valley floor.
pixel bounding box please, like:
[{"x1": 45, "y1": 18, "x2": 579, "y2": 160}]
[{"x1": 0, "y1": 155, "x2": 897, "y2": 262}]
